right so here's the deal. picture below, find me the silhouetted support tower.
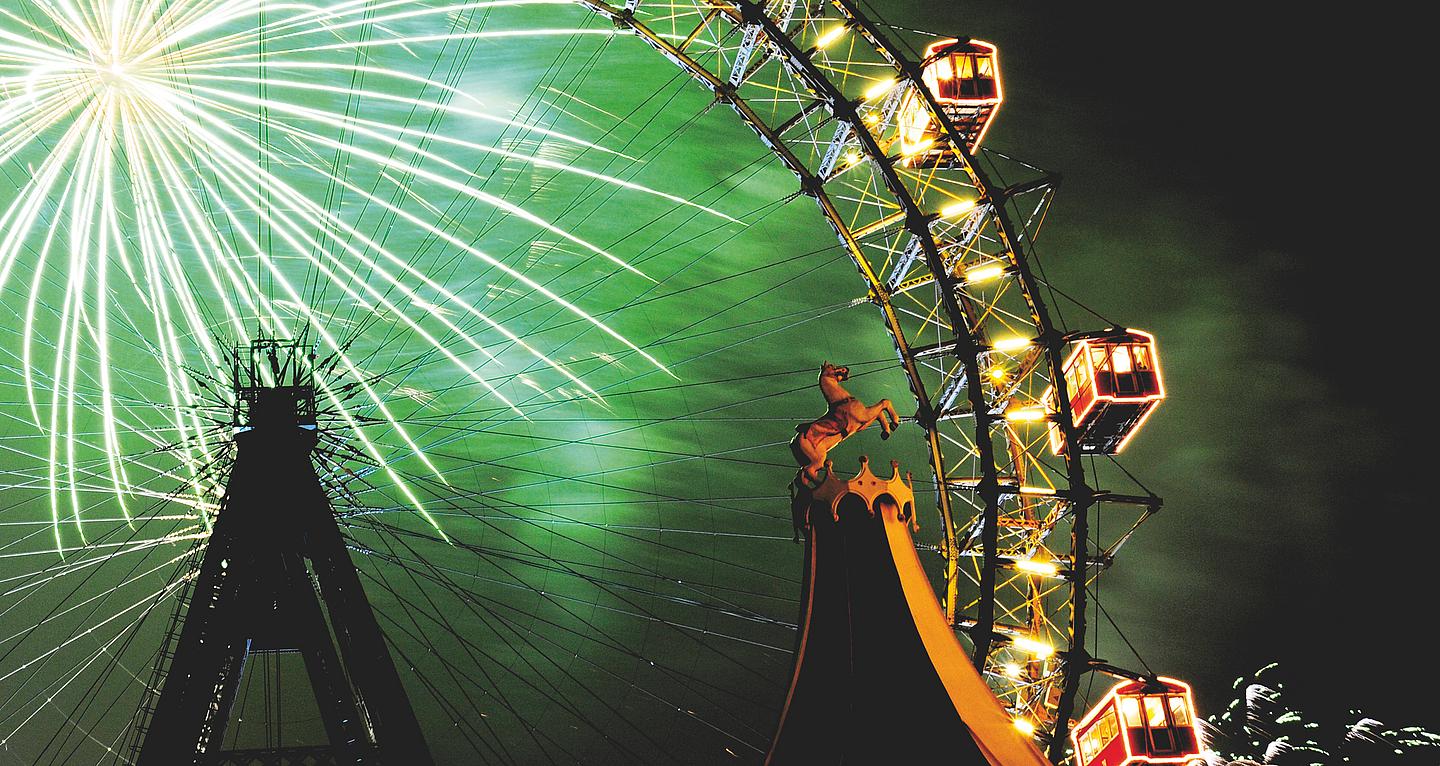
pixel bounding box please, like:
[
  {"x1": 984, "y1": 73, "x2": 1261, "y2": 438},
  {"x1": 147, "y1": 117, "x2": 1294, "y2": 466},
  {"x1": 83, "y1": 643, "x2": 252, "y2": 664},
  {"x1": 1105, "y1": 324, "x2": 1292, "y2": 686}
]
[
  {"x1": 137, "y1": 338, "x2": 433, "y2": 766},
  {"x1": 769, "y1": 457, "x2": 1051, "y2": 765}
]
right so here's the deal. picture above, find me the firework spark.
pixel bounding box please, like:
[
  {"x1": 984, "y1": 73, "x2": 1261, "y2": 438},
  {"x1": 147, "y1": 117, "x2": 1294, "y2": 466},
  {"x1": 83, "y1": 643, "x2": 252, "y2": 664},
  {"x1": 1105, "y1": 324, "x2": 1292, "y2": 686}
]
[
  {"x1": 1204, "y1": 664, "x2": 1439, "y2": 765},
  {"x1": 0, "y1": 0, "x2": 716, "y2": 549}
]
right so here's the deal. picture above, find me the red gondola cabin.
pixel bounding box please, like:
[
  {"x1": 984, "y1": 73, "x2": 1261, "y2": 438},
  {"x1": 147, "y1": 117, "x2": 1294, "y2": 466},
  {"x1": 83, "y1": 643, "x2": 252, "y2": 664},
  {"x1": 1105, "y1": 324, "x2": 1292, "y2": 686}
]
[
  {"x1": 1071, "y1": 677, "x2": 1205, "y2": 766},
  {"x1": 1046, "y1": 330, "x2": 1165, "y2": 455},
  {"x1": 899, "y1": 39, "x2": 1003, "y2": 166}
]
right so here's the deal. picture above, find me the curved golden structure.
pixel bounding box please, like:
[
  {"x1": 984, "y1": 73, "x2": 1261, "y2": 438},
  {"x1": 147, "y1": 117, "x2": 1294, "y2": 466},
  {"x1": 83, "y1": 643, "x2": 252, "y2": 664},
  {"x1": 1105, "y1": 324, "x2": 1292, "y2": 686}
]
[{"x1": 769, "y1": 458, "x2": 1051, "y2": 765}]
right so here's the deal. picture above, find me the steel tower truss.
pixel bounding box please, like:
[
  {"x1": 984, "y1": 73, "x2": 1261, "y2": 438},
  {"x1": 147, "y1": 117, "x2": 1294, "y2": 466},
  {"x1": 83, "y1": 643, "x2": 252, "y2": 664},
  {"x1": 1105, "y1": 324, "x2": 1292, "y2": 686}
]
[
  {"x1": 134, "y1": 339, "x2": 433, "y2": 766},
  {"x1": 570, "y1": 0, "x2": 1163, "y2": 755}
]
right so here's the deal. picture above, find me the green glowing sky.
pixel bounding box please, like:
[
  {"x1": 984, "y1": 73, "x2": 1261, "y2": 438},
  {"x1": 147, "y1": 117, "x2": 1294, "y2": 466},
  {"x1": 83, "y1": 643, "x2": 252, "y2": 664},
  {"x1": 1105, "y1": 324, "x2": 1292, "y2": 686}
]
[{"x1": 0, "y1": 0, "x2": 1427, "y2": 763}]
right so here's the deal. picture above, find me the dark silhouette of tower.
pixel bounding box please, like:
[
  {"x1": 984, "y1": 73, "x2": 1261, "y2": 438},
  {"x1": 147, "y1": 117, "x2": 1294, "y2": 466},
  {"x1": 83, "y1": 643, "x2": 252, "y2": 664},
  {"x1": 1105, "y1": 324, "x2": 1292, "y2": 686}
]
[{"x1": 135, "y1": 338, "x2": 433, "y2": 766}]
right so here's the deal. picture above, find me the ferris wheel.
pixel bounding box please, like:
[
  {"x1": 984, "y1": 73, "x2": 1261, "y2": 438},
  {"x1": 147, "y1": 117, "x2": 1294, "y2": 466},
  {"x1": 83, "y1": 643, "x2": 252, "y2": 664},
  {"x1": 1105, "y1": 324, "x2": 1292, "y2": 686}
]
[
  {"x1": 563, "y1": 0, "x2": 1169, "y2": 756},
  {"x1": 0, "y1": 0, "x2": 1167, "y2": 763}
]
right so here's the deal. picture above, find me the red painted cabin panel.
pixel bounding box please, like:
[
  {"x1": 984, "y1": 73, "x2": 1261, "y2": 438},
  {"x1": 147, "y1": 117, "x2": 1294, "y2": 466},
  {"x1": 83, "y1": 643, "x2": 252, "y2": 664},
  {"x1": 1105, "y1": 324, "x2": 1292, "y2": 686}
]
[
  {"x1": 1047, "y1": 330, "x2": 1165, "y2": 455},
  {"x1": 899, "y1": 39, "x2": 1003, "y2": 165},
  {"x1": 1072, "y1": 677, "x2": 1205, "y2": 766}
]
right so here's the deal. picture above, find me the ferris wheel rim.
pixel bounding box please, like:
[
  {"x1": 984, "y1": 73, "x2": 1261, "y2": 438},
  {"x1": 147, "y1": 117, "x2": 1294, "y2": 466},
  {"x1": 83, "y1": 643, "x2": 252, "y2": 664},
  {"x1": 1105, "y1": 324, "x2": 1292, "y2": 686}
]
[{"x1": 565, "y1": 0, "x2": 1098, "y2": 754}]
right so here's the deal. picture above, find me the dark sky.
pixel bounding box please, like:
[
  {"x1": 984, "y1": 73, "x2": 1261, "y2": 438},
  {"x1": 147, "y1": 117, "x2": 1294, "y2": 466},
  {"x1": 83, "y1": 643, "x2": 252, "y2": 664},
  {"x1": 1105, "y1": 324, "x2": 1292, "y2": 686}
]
[
  {"x1": 0, "y1": 2, "x2": 1429, "y2": 760},
  {"x1": 876, "y1": 0, "x2": 1430, "y2": 727}
]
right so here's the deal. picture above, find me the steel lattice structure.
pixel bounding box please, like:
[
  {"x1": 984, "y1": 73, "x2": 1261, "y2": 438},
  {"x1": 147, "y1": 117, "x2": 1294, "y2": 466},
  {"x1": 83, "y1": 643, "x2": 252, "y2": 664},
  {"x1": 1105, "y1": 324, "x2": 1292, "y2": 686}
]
[{"x1": 568, "y1": 0, "x2": 1163, "y2": 754}]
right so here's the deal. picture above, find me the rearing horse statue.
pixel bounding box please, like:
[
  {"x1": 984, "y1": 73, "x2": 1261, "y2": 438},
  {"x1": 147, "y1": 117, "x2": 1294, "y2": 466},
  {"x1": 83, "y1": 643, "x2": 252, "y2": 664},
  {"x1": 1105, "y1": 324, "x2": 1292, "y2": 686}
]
[{"x1": 790, "y1": 362, "x2": 900, "y2": 489}]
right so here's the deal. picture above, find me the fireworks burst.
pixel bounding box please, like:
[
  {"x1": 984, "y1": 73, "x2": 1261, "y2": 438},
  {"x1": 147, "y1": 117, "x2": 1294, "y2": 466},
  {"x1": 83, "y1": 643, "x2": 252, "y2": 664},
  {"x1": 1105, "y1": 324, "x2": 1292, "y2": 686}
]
[
  {"x1": 1203, "y1": 664, "x2": 1439, "y2": 765},
  {"x1": 0, "y1": 0, "x2": 720, "y2": 549}
]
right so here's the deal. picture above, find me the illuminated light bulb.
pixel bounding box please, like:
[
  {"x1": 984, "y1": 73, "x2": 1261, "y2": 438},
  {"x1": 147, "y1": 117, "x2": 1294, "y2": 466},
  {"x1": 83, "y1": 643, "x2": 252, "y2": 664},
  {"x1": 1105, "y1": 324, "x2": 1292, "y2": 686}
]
[
  {"x1": 844, "y1": 150, "x2": 861, "y2": 166},
  {"x1": 1004, "y1": 406, "x2": 1045, "y2": 422},
  {"x1": 964, "y1": 262, "x2": 1004, "y2": 283},
  {"x1": 1012, "y1": 636, "x2": 1054, "y2": 658},
  {"x1": 863, "y1": 112, "x2": 880, "y2": 124},
  {"x1": 1014, "y1": 718, "x2": 1036, "y2": 736},
  {"x1": 864, "y1": 78, "x2": 897, "y2": 100},
  {"x1": 1001, "y1": 663, "x2": 1023, "y2": 678},
  {"x1": 1014, "y1": 559, "x2": 1059, "y2": 576},
  {"x1": 814, "y1": 26, "x2": 847, "y2": 49},
  {"x1": 1018, "y1": 486, "x2": 1057, "y2": 496},
  {"x1": 903, "y1": 137, "x2": 935, "y2": 156},
  {"x1": 988, "y1": 366, "x2": 1007, "y2": 380},
  {"x1": 940, "y1": 199, "x2": 976, "y2": 218},
  {"x1": 991, "y1": 337, "x2": 1031, "y2": 353}
]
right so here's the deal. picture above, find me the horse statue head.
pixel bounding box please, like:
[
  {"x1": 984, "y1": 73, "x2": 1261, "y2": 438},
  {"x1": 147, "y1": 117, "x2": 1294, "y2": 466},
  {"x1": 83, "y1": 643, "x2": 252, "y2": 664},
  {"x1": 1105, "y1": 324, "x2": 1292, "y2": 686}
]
[{"x1": 820, "y1": 361, "x2": 849, "y2": 382}]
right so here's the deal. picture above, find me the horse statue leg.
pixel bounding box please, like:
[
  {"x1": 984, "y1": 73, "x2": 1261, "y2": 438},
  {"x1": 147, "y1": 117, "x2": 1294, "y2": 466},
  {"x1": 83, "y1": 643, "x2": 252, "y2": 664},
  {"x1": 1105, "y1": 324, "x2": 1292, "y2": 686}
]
[
  {"x1": 880, "y1": 398, "x2": 899, "y2": 439},
  {"x1": 853, "y1": 398, "x2": 901, "y2": 440},
  {"x1": 790, "y1": 432, "x2": 828, "y2": 487}
]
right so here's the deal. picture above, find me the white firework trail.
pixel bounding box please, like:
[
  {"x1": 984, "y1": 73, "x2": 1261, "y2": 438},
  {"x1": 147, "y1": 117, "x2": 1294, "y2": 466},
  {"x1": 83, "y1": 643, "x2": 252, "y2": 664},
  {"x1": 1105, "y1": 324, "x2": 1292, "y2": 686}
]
[
  {"x1": 0, "y1": 0, "x2": 718, "y2": 551},
  {"x1": 1205, "y1": 664, "x2": 1440, "y2": 765}
]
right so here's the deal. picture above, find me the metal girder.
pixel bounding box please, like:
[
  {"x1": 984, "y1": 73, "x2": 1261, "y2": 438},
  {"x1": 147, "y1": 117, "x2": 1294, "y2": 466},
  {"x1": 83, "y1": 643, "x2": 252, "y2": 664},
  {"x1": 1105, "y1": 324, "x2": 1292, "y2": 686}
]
[
  {"x1": 137, "y1": 390, "x2": 432, "y2": 765},
  {"x1": 573, "y1": 0, "x2": 1164, "y2": 754}
]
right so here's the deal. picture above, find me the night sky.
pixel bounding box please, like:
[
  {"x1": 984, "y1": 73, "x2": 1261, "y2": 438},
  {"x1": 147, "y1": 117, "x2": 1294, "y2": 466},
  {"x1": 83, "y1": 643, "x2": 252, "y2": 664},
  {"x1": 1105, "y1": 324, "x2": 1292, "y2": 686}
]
[
  {"x1": 926, "y1": 0, "x2": 1429, "y2": 729},
  {"x1": 0, "y1": 0, "x2": 1430, "y2": 762}
]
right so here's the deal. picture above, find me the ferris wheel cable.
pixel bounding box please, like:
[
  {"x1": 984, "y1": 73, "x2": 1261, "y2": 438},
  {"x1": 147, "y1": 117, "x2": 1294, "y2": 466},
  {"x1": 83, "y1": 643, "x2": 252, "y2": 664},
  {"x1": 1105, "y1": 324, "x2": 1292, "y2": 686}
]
[
  {"x1": 459, "y1": 37, "x2": 667, "y2": 268},
  {"x1": 382, "y1": 605, "x2": 616, "y2": 766},
  {"x1": 1023, "y1": 252, "x2": 1121, "y2": 330},
  {"x1": 350, "y1": 503, "x2": 794, "y2": 609},
  {"x1": 355, "y1": 524, "x2": 794, "y2": 613},
  {"x1": 341, "y1": 362, "x2": 893, "y2": 519},
  {"x1": 359, "y1": 530, "x2": 696, "y2": 763},
  {"x1": 360, "y1": 551, "x2": 793, "y2": 743},
  {"x1": 0, "y1": 451, "x2": 213, "y2": 617},
  {"x1": 437, "y1": 88, "x2": 766, "y2": 344},
  {"x1": 383, "y1": 643, "x2": 519, "y2": 766},
  {"x1": 378, "y1": 199, "x2": 829, "y2": 387},
  {"x1": 372, "y1": 463, "x2": 797, "y2": 617},
  {"x1": 1087, "y1": 585, "x2": 1155, "y2": 678},
  {"x1": 357, "y1": 545, "x2": 564, "y2": 766},
  {"x1": 361, "y1": 90, "x2": 752, "y2": 366},
  {"x1": 355, "y1": 482, "x2": 793, "y2": 686},
  {"x1": 349, "y1": 505, "x2": 793, "y2": 601},
  {"x1": 0, "y1": 540, "x2": 197, "y2": 672},
  {"x1": 361, "y1": 612, "x2": 517, "y2": 766},
  {"x1": 365, "y1": 550, "x2": 696, "y2": 766},
  {"x1": 474, "y1": 188, "x2": 916, "y2": 360},
  {"x1": 1, "y1": 590, "x2": 170, "y2": 760},
  {"x1": 306, "y1": 0, "x2": 505, "y2": 300},
  {"x1": 356, "y1": 293, "x2": 840, "y2": 413},
  {"x1": 455, "y1": 295, "x2": 867, "y2": 431},
  {"x1": 35, "y1": 556, "x2": 181, "y2": 766},
  {"x1": 169, "y1": 80, "x2": 717, "y2": 305},
  {"x1": 357, "y1": 520, "x2": 797, "y2": 619},
  {"x1": 0, "y1": 531, "x2": 202, "y2": 599},
  {"x1": 384, "y1": 352, "x2": 889, "y2": 424},
  {"x1": 343, "y1": 499, "x2": 790, "y2": 513},
  {"x1": 299, "y1": 0, "x2": 381, "y2": 311},
  {"x1": 403, "y1": 353, "x2": 895, "y2": 448},
  {"x1": 0, "y1": 573, "x2": 185, "y2": 729},
  {"x1": 1100, "y1": 452, "x2": 1161, "y2": 499},
  {"x1": 337, "y1": 13, "x2": 636, "y2": 344},
  {"x1": 409, "y1": 420, "x2": 799, "y2": 471},
  {"x1": 470, "y1": 277, "x2": 847, "y2": 405},
  {"x1": 357, "y1": 303, "x2": 860, "y2": 472},
  {"x1": 361, "y1": 540, "x2": 798, "y2": 626},
  {"x1": 462, "y1": 24, "x2": 693, "y2": 238},
  {"x1": 361, "y1": 530, "x2": 775, "y2": 755},
  {"x1": 348, "y1": 155, "x2": 795, "y2": 377},
  {"x1": 374, "y1": 439, "x2": 797, "y2": 528}
]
